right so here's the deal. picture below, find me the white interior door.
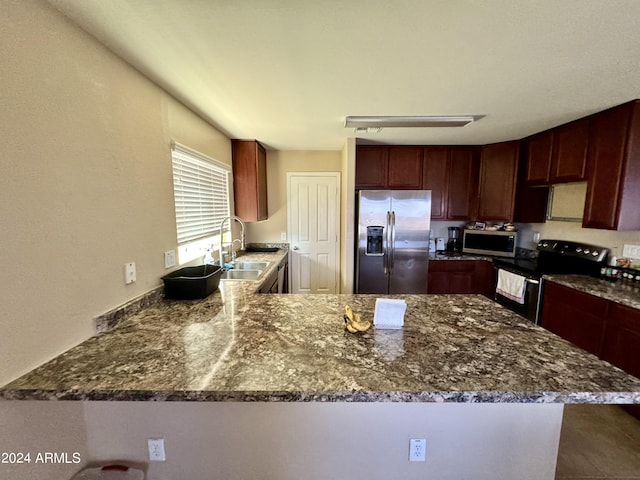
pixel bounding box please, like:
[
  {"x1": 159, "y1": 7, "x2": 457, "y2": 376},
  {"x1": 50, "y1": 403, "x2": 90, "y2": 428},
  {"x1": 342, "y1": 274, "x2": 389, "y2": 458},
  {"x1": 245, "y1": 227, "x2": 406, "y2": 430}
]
[{"x1": 287, "y1": 173, "x2": 340, "y2": 293}]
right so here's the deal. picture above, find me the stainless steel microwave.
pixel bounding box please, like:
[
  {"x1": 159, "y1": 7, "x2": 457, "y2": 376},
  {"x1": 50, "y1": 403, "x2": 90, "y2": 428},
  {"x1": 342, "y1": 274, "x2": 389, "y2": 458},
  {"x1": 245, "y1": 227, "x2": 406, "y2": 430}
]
[{"x1": 462, "y1": 229, "x2": 517, "y2": 257}]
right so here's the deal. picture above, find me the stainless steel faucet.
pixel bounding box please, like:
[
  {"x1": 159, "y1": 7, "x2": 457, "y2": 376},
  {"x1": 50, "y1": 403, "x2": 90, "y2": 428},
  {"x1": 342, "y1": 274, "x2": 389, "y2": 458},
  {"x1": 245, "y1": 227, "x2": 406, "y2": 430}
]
[
  {"x1": 218, "y1": 216, "x2": 246, "y2": 266},
  {"x1": 231, "y1": 239, "x2": 243, "y2": 262}
]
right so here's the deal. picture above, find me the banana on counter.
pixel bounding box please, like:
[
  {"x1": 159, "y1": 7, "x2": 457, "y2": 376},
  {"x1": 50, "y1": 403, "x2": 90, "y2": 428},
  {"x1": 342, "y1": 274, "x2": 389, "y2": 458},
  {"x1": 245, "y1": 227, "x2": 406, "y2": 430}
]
[{"x1": 343, "y1": 305, "x2": 371, "y2": 333}]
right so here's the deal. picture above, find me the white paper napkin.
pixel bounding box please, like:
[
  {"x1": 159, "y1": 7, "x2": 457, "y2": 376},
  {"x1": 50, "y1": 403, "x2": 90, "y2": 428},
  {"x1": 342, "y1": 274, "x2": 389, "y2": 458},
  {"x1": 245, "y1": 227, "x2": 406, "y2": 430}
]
[{"x1": 373, "y1": 298, "x2": 407, "y2": 329}]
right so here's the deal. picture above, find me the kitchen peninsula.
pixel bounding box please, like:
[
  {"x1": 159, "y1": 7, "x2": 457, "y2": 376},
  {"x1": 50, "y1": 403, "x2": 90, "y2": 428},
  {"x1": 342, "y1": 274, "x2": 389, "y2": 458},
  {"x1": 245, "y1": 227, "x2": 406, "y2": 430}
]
[
  {"x1": 4, "y1": 284, "x2": 640, "y2": 401},
  {"x1": 2, "y1": 249, "x2": 639, "y2": 402},
  {"x1": 2, "y1": 249, "x2": 639, "y2": 480}
]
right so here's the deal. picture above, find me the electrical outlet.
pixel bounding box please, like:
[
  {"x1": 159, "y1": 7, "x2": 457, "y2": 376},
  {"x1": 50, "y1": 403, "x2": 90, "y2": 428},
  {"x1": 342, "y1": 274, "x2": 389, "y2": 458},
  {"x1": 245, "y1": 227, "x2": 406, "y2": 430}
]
[
  {"x1": 622, "y1": 244, "x2": 640, "y2": 259},
  {"x1": 409, "y1": 438, "x2": 426, "y2": 462},
  {"x1": 281, "y1": 231, "x2": 287, "y2": 241},
  {"x1": 148, "y1": 438, "x2": 166, "y2": 461},
  {"x1": 124, "y1": 262, "x2": 136, "y2": 284},
  {"x1": 164, "y1": 250, "x2": 176, "y2": 268}
]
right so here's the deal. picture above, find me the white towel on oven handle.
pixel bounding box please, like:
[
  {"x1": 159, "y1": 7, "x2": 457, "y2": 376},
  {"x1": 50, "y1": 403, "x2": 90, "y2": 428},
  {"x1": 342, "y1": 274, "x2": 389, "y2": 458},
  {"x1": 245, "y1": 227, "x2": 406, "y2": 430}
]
[{"x1": 496, "y1": 269, "x2": 526, "y2": 304}]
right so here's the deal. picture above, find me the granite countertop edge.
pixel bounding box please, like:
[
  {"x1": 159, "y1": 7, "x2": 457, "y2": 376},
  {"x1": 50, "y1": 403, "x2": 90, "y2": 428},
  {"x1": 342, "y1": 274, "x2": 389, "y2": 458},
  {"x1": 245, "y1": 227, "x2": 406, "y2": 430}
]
[{"x1": 2, "y1": 388, "x2": 638, "y2": 404}]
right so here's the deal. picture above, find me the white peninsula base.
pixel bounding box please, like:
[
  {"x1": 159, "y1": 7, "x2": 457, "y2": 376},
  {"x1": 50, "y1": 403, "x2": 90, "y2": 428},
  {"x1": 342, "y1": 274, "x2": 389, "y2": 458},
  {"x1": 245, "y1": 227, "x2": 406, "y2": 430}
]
[{"x1": 1, "y1": 401, "x2": 564, "y2": 480}]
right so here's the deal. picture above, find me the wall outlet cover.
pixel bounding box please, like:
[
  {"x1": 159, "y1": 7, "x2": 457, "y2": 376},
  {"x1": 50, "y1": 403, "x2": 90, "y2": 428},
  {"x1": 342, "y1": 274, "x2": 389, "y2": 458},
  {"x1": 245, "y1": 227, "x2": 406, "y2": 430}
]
[
  {"x1": 125, "y1": 262, "x2": 136, "y2": 284},
  {"x1": 164, "y1": 250, "x2": 176, "y2": 268},
  {"x1": 148, "y1": 438, "x2": 166, "y2": 461},
  {"x1": 409, "y1": 438, "x2": 426, "y2": 462},
  {"x1": 622, "y1": 244, "x2": 640, "y2": 259}
]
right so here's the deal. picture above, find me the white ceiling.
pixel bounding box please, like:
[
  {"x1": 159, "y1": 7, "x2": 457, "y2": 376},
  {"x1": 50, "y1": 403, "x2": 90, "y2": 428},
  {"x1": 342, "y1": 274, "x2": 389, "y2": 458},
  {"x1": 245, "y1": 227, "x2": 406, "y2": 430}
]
[{"x1": 47, "y1": 0, "x2": 640, "y2": 151}]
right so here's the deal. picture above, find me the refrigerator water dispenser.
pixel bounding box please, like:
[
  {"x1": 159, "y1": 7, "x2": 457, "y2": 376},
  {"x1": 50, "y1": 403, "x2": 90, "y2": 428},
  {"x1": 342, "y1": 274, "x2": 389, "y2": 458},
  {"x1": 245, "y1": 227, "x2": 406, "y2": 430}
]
[{"x1": 366, "y1": 226, "x2": 384, "y2": 255}]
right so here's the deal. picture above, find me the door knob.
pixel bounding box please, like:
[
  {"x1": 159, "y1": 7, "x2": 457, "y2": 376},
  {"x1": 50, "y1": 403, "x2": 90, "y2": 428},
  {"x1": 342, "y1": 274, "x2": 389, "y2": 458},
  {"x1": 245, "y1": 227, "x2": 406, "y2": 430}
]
[{"x1": 293, "y1": 246, "x2": 299, "y2": 250}]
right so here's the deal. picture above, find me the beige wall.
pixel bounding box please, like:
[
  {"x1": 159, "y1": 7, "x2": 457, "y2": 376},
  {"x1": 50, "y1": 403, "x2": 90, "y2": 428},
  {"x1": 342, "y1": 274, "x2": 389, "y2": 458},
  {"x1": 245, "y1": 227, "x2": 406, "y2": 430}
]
[
  {"x1": 245, "y1": 150, "x2": 343, "y2": 243},
  {"x1": 0, "y1": 0, "x2": 231, "y2": 385},
  {"x1": 0, "y1": 401, "x2": 563, "y2": 480},
  {"x1": 0, "y1": 401, "x2": 89, "y2": 479},
  {"x1": 517, "y1": 222, "x2": 640, "y2": 258},
  {"x1": 80, "y1": 402, "x2": 560, "y2": 480},
  {"x1": 341, "y1": 138, "x2": 357, "y2": 293}
]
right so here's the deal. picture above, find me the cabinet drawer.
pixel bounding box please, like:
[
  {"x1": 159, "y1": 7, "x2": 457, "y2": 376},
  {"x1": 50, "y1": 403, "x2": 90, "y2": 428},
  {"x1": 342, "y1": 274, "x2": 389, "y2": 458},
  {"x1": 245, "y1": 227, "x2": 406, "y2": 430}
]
[
  {"x1": 428, "y1": 260, "x2": 476, "y2": 272},
  {"x1": 607, "y1": 303, "x2": 640, "y2": 332}
]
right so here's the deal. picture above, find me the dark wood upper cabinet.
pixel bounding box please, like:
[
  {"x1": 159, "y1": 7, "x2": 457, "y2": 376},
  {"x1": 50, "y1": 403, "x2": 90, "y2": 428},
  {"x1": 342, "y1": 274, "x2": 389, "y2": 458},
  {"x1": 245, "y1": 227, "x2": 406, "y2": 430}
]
[
  {"x1": 550, "y1": 118, "x2": 589, "y2": 183},
  {"x1": 232, "y1": 139, "x2": 268, "y2": 222},
  {"x1": 422, "y1": 147, "x2": 449, "y2": 219},
  {"x1": 583, "y1": 100, "x2": 640, "y2": 230},
  {"x1": 446, "y1": 147, "x2": 479, "y2": 221},
  {"x1": 355, "y1": 146, "x2": 422, "y2": 189},
  {"x1": 514, "y1": 139, "x2": 549, "y2": 223},
  {"x1": 354, "y1": 100, "x2": 640, "y2": 230},
  {"x1": 524, "y1": 119, "x2": 588, "y2": 185},
  {"x1": 355, "y1": 146, "x2": 388, "y2": 188},
  {"x1": 387, "y1": 147, "x2": 423, "y2": 189},
  {"x1": 524, "y1": 130, "x2": 554, "y2": 185},
  {"x1": 477, "y1": 141, "x2": 519, "y2": 222}
]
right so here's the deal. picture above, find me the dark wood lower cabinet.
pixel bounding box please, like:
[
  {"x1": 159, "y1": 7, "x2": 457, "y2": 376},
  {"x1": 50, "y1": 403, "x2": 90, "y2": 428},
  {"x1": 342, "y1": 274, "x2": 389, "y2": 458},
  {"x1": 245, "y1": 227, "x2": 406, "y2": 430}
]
[
  {"x1": 259, "y1": 259, "x2": 289, "y2": 294},
  {"x1": 541, "y1": 281, "x2": 640, "y2": 419},
  {"x1": 601, "y1": 303, "x2": 640, "y2": 378},
  {"x1": 427, "y1": 260, "x2": 495, "y2": 298},
  {"x1": 540, "y1": 282, "x2": 608, "y2": 356}
]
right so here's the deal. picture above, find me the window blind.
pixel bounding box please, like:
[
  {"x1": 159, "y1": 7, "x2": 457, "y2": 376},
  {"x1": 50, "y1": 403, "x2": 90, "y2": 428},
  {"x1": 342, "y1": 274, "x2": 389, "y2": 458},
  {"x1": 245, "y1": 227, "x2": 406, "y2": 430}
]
[{"x1": 171, "y1": 142, "x2": 231, "y2": 245}]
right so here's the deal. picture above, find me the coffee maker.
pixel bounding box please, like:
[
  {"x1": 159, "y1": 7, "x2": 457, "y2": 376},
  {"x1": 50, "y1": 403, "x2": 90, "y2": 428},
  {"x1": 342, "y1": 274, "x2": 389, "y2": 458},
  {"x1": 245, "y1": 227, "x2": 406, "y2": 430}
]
[{"x1": 446, "y1": 227, "x2": 462, "y2": 254}]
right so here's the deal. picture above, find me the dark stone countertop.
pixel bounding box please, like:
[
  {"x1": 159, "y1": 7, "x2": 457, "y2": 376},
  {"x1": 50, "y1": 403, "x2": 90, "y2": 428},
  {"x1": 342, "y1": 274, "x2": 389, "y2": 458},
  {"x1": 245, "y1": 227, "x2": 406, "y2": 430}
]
[
  {"x1": 2, "y1": 246, "x2": 639, "y2": 403},
  {"x1": 429, "y1": 253, "x2": 492, "y2": 261}
]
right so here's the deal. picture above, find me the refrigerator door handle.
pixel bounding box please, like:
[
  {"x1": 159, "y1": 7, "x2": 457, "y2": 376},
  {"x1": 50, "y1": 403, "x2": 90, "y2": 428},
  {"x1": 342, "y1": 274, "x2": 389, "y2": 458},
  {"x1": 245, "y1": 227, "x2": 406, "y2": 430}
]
[
  {"x1": 384, "y1": 211, "x2": 390, "y2": 274},
  {"x1": 390, "y1": 211, "x2": 396, "y2": 273}
]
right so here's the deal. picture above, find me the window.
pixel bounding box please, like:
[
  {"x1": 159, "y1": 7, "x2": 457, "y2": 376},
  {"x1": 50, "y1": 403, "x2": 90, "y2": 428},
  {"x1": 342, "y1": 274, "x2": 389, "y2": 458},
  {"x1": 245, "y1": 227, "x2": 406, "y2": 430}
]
[{"x1": 171, "y1": 142, "x2": 231, "y2": 264}]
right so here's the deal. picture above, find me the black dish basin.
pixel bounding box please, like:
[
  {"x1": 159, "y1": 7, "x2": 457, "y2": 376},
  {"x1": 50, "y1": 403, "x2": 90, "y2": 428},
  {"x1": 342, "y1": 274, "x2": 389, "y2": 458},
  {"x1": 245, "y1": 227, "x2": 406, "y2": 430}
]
[
  {"x1": 245, "y1": 247, "x2": 279, "y2": 253},
  {"x1": 162, "y1": 265, "x2": 222, "y2": 299}
]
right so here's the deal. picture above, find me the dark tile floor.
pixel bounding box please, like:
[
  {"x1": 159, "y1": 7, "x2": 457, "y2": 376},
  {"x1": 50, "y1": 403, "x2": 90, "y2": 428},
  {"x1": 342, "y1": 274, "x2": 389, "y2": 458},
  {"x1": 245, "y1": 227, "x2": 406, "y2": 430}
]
[{"x1": 556, "y1": 405, "x2": 640, "y2": 479}]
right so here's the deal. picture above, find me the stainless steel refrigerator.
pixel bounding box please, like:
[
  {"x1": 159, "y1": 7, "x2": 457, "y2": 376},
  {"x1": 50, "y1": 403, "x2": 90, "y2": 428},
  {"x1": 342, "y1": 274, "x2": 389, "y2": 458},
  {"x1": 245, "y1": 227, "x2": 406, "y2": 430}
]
[{"x1": 355, "y1": 190, "x2": 431, "y2": 293}]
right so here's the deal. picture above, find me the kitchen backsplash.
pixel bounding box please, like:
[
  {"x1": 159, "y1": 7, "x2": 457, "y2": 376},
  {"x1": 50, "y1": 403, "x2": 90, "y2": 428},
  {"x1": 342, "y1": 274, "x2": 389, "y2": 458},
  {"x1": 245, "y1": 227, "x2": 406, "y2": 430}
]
[
  {"x1": 430, "y1": 221, "x2": 470, "y2": 240},
  {"x1": 432, "y1": 220, "x2": 640, "y2": 262},
  {"x1": 516, "y1": 221, "x2": 640, "y2": 261}
]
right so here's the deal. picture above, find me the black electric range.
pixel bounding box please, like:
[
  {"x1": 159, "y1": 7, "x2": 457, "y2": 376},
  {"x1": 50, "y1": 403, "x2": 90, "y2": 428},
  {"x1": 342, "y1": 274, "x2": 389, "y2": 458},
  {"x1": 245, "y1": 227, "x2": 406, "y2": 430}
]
[{"x1": 492, "y1": 239, "x2": 609, "y2": 323}]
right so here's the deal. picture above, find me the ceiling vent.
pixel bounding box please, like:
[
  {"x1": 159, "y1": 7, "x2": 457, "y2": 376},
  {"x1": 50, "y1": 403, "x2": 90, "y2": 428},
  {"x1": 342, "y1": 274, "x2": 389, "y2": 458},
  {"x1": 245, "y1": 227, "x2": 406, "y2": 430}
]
[{"x1": 354, "y1": 127, "x2": 383, "y2": 133}]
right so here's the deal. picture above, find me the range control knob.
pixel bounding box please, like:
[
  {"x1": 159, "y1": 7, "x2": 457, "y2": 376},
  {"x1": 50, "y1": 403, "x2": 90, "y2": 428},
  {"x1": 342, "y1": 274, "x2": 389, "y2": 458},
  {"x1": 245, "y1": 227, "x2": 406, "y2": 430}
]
[
  {"x1": 576, "y1": 248, "x2": 582, "y2": 253},
  {"x1": 592, "y1": 251, "x2": 599, "y2": 256},
  {"x1": 584, "y1": 249, "x2": 590, "y2": 254}
]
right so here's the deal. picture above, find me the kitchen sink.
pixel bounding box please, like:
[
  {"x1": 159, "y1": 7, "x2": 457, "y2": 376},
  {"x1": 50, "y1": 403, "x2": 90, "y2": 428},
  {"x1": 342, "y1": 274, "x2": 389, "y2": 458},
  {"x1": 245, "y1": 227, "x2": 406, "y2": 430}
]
[
  {"x1": 232, "y1": 261, "x2": 271, "y2": 271},
  {"x1": 220, "y1": 269, "x2": 264, "y2": 280}
]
